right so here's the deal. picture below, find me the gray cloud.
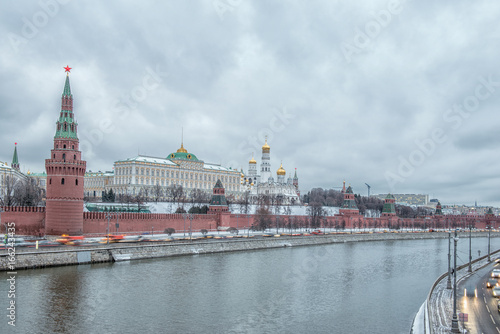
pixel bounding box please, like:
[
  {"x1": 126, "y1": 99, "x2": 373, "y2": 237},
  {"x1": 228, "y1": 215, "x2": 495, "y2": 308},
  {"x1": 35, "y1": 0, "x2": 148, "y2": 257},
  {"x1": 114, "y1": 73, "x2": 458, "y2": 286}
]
[{"x1": 1, "y1": 0, "x2": 499, "y2": 206}]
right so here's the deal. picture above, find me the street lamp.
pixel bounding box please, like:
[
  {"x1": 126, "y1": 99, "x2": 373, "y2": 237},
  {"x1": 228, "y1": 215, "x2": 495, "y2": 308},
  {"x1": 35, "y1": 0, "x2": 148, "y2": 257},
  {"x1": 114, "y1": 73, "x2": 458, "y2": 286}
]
[
  {"x1": 183, "y1": 213, "x2": 186, "y2": 237},
  {"x1": 447, "y1": 230, "x2": 452, "y2": 289},
  {"x1": 0, "y1": 207, "x2": 3, "y2": 233},
  {"x1": 105, "y1": 214, "x2": 112, "y2": 245},
  {"x1": 189, "y1": 214, "x2": 193, "y2": 241},
  {"x1": 488, "y1": 224, "x2": 491, "y2": 262},
  {"x1": 451, "y1": 229, "x2": 460, "y2": 333},
  {"x1": 468, "y1": 223, "x2": 472, "y2": 273}
]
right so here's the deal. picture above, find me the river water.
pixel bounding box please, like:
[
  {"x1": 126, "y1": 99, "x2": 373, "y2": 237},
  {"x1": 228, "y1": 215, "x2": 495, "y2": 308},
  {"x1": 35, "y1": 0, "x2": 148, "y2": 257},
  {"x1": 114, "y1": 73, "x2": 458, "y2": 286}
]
[{"x1": 2, "y1": 236, "x2": 499, "y2": 334}]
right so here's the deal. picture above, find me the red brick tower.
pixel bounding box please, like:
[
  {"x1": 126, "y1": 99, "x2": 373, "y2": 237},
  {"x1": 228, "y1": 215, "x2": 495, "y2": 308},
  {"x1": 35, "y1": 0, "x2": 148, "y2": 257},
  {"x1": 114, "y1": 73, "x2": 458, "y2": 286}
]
[
  {"x1": 382, "y1": 194, "x2": 396, "y2": 217},
  {"x1": 339, "y1": 182, "x2": 359, "y2": 215},
  {"x1": 45, "y1": 67, "x2": 86, "y2": 235},
  {"x1": 208, "y1": 179, "x2": 229, "y2": 213}
]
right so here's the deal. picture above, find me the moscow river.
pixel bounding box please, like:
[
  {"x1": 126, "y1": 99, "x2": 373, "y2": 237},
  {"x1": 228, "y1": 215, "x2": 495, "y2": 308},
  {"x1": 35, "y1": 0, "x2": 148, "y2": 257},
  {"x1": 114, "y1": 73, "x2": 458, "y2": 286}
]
[{"x1": 2, "y1": 236, "x2": 500, "y2": 334}]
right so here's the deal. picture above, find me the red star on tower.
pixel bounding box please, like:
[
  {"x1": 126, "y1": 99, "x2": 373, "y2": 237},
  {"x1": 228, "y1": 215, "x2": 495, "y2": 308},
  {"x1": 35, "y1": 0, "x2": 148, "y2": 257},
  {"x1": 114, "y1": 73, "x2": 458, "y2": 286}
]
[{"x1": 64, "y1": 65, "x2": 72, "y2": 73}]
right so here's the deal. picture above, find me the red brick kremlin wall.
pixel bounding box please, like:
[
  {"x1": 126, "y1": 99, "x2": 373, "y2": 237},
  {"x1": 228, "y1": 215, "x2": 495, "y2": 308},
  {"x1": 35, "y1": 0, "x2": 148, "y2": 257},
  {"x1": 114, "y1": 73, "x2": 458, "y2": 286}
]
[
  {"x1": 1, "y1": 206, "x2": 46, "y2": 236},
  {"x1": 1, "y1": 207, "x2": 499, "y2": 236}
]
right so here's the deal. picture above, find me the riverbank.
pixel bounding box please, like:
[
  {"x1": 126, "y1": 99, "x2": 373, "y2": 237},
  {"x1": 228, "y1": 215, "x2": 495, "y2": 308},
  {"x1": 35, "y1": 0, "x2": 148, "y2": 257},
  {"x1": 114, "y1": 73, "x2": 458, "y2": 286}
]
[{"x1": 2, "y1": 231, "x2": 498, "y2": 271}]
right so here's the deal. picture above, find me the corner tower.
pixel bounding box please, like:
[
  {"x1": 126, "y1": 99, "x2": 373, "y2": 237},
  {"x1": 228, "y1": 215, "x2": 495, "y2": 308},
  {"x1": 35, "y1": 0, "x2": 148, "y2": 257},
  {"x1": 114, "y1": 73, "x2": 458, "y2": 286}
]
[{"x1": 45, "y1": 67, "x2": 86, "y2": 235}]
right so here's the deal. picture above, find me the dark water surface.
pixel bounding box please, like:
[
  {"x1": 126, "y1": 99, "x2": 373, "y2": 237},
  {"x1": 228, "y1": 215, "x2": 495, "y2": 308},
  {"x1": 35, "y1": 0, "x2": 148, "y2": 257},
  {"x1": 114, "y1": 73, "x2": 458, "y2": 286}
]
[{"x1": 2, "y1": 236, "x2": 499, "y2": 334}]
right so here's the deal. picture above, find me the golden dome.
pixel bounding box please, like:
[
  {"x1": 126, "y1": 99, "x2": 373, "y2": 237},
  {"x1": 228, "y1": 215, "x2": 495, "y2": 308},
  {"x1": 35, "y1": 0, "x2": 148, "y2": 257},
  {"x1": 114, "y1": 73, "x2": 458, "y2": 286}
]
[
  {"x1": 262, "y1": 139, "x2": 270, "y2": 152},
  {"x1": 176, "y1": 143, "x2": 188, "y2": 153},
  {"x1": 277, "y1": 163, "x2": 286, "y2": 176},
  {"x1": 249, "y1": 154, "x2": 257, "y2": 164}
]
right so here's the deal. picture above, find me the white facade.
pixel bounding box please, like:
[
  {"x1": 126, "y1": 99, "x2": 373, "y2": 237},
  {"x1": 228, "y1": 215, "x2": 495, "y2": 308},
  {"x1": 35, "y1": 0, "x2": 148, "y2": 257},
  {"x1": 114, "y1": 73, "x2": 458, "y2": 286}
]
[
  {"x1": 243, "y1": 140, "x2": 300, "y2": 205},
  {"x1": 86, "y1": 146, "x2": 243, "y2": 200}
]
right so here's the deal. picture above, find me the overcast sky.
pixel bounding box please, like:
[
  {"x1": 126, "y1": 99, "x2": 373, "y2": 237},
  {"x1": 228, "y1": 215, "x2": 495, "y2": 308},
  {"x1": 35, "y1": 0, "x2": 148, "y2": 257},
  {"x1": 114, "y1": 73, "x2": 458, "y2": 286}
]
[{"x1": 1, "y1": 0, "x2": 499, "y2": 206}]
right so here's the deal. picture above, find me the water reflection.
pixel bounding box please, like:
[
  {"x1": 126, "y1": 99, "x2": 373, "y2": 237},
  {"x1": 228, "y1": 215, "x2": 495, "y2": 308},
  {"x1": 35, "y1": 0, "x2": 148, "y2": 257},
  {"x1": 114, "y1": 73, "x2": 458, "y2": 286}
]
[{"x1": 5, "y1": 237, "x2": 500, "y2": 334}]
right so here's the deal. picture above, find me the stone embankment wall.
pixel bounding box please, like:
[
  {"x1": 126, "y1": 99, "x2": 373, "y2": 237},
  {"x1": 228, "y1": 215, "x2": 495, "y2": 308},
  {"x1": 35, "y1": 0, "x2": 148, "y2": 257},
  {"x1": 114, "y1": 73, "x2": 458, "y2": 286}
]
[{"x1": 1, "y1": 231, "x2": 498, "y2": 271}]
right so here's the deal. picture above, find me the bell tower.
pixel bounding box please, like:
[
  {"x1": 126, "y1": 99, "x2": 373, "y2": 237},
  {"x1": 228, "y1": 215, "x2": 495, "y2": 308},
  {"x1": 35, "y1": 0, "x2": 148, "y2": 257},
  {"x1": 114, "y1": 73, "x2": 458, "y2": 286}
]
[{"x1": 45, "y1": 66, "x2": 86, "y2": 235}]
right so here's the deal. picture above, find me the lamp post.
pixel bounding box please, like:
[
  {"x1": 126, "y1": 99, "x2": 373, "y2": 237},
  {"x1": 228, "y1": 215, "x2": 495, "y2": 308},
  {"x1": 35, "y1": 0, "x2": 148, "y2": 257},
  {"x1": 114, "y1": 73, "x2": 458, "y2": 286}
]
[
  {"x1": 105, "y1": 214, "x2": 111, "y2": 245},
  {"x1": 488, "y1": 224, "x2": 491, "y2": 262},
  {"x1": 447, "y1": 230, "x2": 452, "y2": 289},
  {"x1": 468, "y1": 223, "x2": 472, "y2": 273},
  {"x1": 0, "y1": 208, "x2": 4, "y2": 248},
  {"x1": 0, "y1": 207, "x2": 3, "y2": 233},
  {"x1": 189, "y1": 214, "x2": 193, "y2": 241},
  {"x1": 451, "y1": 229, "x2": 460, "y2": 333}
]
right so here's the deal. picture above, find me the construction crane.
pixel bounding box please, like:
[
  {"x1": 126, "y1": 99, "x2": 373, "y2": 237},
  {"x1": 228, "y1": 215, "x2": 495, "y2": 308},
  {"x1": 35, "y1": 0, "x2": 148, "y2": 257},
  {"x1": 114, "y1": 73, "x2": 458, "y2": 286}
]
[{"x1": 365, "y1": 183, "x2": 371, "y2": 197}]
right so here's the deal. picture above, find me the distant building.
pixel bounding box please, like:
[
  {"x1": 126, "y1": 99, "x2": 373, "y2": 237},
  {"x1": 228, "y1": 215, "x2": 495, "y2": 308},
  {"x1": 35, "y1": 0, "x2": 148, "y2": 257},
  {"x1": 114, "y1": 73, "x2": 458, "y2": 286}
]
[
  {"x1": 82, "y1": 143, "x2": 242, "y2": 200},
  {"x1": 84, "y1": 171, "x2": 114, "y2": 199},
  {"x1": 1, "y1": 144, "x2": 29, "y2": 201},
  {"x1": 374, "y1": 193, "x2": 429, "y2": 206}
]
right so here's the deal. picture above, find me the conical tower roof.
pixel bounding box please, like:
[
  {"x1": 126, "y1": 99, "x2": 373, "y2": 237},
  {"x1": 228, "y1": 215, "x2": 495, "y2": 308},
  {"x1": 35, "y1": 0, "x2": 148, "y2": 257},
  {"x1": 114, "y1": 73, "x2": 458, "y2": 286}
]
[
  {"x1": 11, "y1": 143, "x2": 19, "y2": 170},
  {"x1": 12, "y1": 143, "x2": 19, "y2": 165},
  {"x1": 63, "y1": 74, "x2": 72, "y2": 97},
  {"x1": 214, "y1": 179, "x2": 223, "y2": 188}
]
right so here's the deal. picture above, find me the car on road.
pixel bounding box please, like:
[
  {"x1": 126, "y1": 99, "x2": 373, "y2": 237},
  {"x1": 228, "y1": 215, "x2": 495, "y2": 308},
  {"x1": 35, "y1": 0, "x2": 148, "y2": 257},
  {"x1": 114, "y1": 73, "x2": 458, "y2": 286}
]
[
  {"x1": 492, "y1": 269, "x2": 500, "y2": 278},
  {"x1": 492, "y1": 286, "x2": 500, "y2": 297},
  {"x1": 487, "y1": 279, "x2": 498, "y2": 288}
]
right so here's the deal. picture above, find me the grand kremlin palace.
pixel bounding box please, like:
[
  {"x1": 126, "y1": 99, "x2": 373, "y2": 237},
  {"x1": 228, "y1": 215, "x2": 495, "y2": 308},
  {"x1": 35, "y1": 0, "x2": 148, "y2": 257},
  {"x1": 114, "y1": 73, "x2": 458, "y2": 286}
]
[{"x1": 85, "y1": 143, "x2": 243, "y2": 199}]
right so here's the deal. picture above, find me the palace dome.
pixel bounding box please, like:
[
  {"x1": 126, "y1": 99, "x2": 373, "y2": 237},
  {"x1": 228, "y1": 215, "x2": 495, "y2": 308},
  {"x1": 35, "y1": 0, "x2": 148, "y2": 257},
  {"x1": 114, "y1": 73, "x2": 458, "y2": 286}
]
[
  {"x1": 167, "y1": 144, "x2": 199, "y2": 161},
  {"x1": 176, "y1": 143, "x2": 188, "y2": 153}
]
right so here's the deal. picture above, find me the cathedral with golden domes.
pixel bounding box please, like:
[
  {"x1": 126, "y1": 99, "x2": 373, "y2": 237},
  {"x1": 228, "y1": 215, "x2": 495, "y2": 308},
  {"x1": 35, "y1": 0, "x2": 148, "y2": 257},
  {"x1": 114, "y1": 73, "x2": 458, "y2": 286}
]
[{"x1": 243, "y1": 139, "x2": 300, "y2": 205}]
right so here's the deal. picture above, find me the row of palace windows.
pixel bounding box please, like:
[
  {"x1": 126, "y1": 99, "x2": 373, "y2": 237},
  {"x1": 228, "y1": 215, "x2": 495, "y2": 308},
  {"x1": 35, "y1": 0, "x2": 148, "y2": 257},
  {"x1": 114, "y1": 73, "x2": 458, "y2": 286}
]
[
  {"x1": 114, "y1": 174, "x2": 237, "y2": 185},
  {"x1": 115, "y1": 167, "x2": 237, "y2": 184}
]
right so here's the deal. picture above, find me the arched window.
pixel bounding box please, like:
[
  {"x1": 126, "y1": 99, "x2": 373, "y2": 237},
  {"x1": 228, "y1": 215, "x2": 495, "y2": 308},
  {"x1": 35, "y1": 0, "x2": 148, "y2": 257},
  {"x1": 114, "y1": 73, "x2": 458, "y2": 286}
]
[
  {"x1": 74, "y1": 154, "x2": 76, "y2": 160},
  {"x1": 72, "y1": 145, "x2": 74, "y2": 149},
  {"x1": 62, "y1": 153, "x2": 66, "y2": 161},
  {"x1": 76, "y1": 179, "x2": 78, "y2": 186},
  {"x1": 49, "y1": 178, "x2": 52, "y2": 185},
  {"x1": 63, "y1": 144, "x2": 66, "y2": 149},
  {"x1": 53, "y1": 154, "x2": 55, "y2": 159},
  {"x1": 61, "y1": 178, "x2": 65, "y2": 185}
]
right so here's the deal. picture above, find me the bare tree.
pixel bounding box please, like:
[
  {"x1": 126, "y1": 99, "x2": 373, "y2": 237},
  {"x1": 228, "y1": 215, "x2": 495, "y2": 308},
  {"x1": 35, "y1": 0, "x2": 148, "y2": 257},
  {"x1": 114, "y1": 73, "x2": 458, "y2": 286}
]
[
  {"x1": 1, "y1": 175, "x2": 18, "y2": 206},
  {"x1": 13, "y1": 177, "x2": 43, "y2": 206},
  {"x1": 255, "y1": 206, "x2": 272, "y2": 231},
  {"x1": 141, "y1": 186, "x2": 150, "y2": 202},
  {"x1": 238, "y1": 190, "x2": 251, "y2": 214},
  {"x1": 190, "y1": 188, "x2": 209, "y2": 204},
  {"x1": 166, "y1": 184, "x2": 184, "y2": 205},
  {"x1": 134, "y1": 189, "x2": 146, "y2": 211},
  {"x1": 152, "y1": 184, "x2": 163, "y2": 203}
]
